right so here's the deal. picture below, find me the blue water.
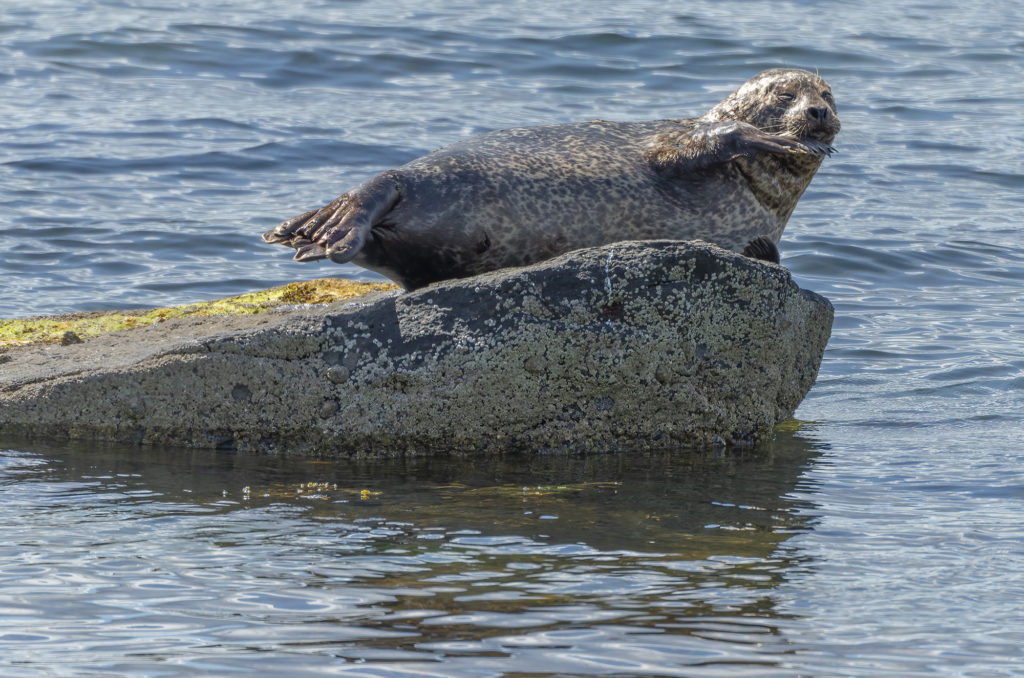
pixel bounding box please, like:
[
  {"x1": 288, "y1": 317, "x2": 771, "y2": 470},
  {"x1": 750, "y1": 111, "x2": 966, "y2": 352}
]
[{"x1": 2, "y1": 0, "x2": 1023, "y2": 675}]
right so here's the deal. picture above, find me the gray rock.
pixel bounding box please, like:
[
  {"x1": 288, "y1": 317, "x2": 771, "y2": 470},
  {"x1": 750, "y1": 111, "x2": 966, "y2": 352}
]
[{"x1": 0, "y1": 240, "x2": 832, "y2": 455}]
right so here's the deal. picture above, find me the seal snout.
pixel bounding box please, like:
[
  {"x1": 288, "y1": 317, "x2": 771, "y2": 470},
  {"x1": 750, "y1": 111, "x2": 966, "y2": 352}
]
[
  {"x1": 806, "y1": 106, "x2": 831, "y2": 121},
  {"x1": 804, "y1": 104, "x2": 838, "y2": 142},
  {"x1": 798, "y1": 95, "x2": 840, "y2": 144}
]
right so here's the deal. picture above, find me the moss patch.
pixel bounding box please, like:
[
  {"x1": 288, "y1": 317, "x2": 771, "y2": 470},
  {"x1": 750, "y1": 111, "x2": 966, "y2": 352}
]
[{"x1": 0, "y1": 278, "x2": 398, "y2": 349}]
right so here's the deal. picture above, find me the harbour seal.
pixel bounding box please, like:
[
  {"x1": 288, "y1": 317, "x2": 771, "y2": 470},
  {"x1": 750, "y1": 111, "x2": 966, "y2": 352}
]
[{"x1": 263, "y1": 68, "x2": 839, "y2": 289}]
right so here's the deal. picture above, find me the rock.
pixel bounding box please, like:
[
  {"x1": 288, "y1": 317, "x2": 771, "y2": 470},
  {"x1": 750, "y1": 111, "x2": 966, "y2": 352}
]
[
  {"x1": 0, "y1": 240, "x2": 832, "y2": 455},
  {"x1": 59, "y1": 330, "x2": 83, "y2": 346}
]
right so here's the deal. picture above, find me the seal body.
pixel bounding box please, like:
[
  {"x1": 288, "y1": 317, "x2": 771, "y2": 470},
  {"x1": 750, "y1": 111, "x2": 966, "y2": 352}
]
[{"x1": 264, "y1": 68, "x2": 839, "y2": 289}]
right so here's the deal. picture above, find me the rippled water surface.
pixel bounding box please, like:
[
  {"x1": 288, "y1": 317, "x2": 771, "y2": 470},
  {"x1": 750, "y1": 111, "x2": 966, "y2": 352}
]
[{"x1": 2, "y1": 0, "x2": 1023, "y2": 675}]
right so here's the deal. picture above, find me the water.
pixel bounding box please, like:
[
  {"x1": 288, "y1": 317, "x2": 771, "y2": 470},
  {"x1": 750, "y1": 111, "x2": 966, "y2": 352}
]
[{"x1": 1, "y1": 0, "x2": 1023, "y2": 675}]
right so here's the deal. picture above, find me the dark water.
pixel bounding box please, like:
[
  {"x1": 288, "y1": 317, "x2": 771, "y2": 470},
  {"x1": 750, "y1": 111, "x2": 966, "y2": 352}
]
[{"x1": 2, "y1": 0, "x2": 1023, "y2": 675}]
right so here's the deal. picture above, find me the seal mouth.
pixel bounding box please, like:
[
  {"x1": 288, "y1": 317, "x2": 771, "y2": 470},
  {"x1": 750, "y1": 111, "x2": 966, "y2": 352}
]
[
  {"x1": 797, "y1": 113, "x2": 841, "y2": 145},
  {"x1": 801, "y1": 125, "x2": 838, "y2": 151},
  {"x1": 761, "y1": 116, "x2": 837, "y2": 145},
  {"x1": 770, "y1": 128, "x2": 836, "y2": 157},
  {"x1": 798, "y1": 137, "x2": 836, "y2": 157},
  {"x1": 779, "y1": 122, "x2": 839, "y2": 155},
  {"x1": 803, "y1": 124, "x2": 839, "y2": 145}
]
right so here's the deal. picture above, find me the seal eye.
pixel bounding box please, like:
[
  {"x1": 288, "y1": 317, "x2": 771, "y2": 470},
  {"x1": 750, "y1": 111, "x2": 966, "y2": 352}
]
[
  {"x1": 777, "y1": 92, "x2": 796, "y2": 103},
  {"x1": 822, "y1": 91, "x2": 834, "y2": 102}
]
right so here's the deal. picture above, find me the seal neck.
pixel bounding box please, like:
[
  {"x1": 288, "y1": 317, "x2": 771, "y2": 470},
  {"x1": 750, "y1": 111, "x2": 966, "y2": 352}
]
[{"x1": 734, "y1": 154, "x2": 821, "y2": 224}]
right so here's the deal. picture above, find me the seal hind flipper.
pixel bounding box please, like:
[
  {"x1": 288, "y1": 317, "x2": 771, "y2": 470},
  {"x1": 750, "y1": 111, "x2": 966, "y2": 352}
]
[
  {"x1": 646, "y1": 121, "x2": 831, "y2": 174},
  {"x1": 262, "y1": 209, "x2": 318, "y2": 245},
  {"x1": 264, "y1": 173, "x2": 402, "y2": 264},
  {"x1": 742, "y1": 236, "x2": 780, "y2": 264},
  {"x1": 293, "y1": 240, "x2": 329, "y2": 262}
]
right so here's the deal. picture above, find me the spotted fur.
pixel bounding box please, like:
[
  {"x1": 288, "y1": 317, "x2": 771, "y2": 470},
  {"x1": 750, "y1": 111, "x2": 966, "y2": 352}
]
[{"x1": 264, "y1": 68, "x2": 840, "y2": 289}]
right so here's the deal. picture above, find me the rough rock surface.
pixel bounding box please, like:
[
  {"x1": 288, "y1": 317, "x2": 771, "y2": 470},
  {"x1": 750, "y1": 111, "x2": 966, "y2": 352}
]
[{"x1": 0, "y1": 240, "x2": 833, "y2": 456}]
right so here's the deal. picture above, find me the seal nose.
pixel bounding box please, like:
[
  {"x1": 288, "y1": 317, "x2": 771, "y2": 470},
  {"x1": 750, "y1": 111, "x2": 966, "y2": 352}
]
[{"x1": 807, "y1": 106, "x2": 830, "y2": 121}]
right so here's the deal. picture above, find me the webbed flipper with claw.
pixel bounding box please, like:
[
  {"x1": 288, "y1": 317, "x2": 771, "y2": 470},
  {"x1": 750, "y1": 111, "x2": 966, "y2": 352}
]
[
  {"x1": 742, "y1": 236, "x2": 781, "y2": 264},
  {"x1": 645, "y1": 121, "x2": 833, "y2": 175},
  {"x1": 262, "y1": 172, "x2": 402, "y2": 264}
]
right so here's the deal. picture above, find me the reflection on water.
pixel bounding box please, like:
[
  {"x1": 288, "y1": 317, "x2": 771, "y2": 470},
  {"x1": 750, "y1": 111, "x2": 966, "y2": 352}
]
[{"x1": 0, "y1": 435, "x2": 820, "y2": 676}]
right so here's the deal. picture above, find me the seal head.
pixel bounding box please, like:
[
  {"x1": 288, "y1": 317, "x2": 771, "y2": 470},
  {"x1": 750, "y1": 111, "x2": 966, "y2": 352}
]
[
  {"x1": 264, "y1": 68, "x2": 839, "y2": 288},
  {"x1": 704, "y1": 68, "x2": 839, "y2": 147}
]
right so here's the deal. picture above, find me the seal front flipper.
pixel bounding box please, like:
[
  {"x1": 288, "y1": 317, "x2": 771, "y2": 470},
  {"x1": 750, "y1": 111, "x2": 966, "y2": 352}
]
[
  {"x1": 263, "y1": 171, "x2": 402, "y2": 264},
  {"x1": 645, "y1": 121, "x2": 831, "y2": 174},
  {"x1": 742, "y1": 236, "x2": 781, "y2": 264}
]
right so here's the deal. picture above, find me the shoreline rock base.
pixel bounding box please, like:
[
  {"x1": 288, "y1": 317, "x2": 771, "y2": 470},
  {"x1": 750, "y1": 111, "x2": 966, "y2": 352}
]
[{"x1": 0, "y1": 240, "x2": 833, "y2": 456}]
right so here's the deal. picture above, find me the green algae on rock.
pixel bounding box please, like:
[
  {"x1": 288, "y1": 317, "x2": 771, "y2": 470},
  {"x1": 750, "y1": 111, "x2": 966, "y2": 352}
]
[{"x1": 0, "y1": 278, "x2": 398, "y2": 349}]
